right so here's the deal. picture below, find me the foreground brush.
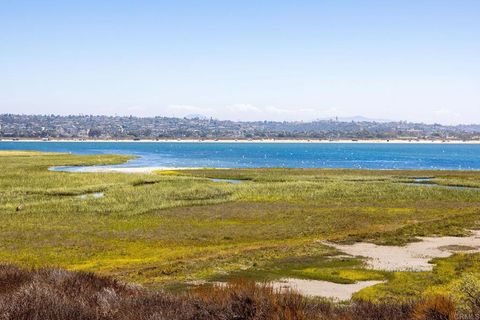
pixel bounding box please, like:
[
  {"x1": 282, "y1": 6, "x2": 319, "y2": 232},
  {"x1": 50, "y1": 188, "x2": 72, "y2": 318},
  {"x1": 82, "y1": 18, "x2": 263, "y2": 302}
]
[{"x1": 1, "y1": 264, "x2": 475, "y2": 320}]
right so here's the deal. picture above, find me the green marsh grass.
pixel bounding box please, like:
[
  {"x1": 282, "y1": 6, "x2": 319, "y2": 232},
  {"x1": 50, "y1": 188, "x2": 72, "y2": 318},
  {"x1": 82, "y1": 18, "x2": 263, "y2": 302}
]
[{"x1": 1, "y1": 151, "x2": 480, "y2": 301}]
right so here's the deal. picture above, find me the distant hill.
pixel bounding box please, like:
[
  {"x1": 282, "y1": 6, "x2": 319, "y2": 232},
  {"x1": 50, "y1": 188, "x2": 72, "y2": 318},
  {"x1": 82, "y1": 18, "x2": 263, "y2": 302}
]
[{"x1": 1, "y1": 114, "x2": 479, "y2": 140}]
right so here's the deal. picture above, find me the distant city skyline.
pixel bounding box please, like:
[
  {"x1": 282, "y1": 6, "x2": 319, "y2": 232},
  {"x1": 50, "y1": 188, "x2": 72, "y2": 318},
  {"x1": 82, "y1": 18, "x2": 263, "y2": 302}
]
[{"x1": 1, "y1": 1, "x2": 479, "y2": 125}]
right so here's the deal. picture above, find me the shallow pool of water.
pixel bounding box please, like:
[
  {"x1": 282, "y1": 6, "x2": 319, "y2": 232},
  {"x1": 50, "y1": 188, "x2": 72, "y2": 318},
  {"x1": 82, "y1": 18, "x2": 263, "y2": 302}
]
[
  {"x1": 407, "y1": 178, "x2": 479, "y2": 191},
  {"x1": 210, "y1": 178, "x2": 244, "y2": 184},
  {"x1": 77, "y1": 192, "x2": 104, "y2": 200}
]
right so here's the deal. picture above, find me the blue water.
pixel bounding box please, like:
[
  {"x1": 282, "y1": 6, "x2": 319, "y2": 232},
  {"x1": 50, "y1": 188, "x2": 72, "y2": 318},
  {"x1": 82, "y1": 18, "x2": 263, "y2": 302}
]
[
  {"x1": 1, "y1": 141, "x2": 480, "y2": 170},
  {"x1": 211, "y1": 178, "x2": 244, "y2": 184}
]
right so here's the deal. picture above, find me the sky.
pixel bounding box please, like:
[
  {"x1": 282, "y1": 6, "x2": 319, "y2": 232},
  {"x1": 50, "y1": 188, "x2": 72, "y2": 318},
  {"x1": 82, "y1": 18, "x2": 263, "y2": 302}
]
[{"x1": 1, "y1": 0, "x2": 479, "y2": 124}]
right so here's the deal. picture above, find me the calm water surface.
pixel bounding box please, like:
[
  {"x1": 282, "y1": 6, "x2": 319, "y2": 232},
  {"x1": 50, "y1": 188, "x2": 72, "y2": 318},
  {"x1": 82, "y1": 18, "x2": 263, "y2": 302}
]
[{"x1": 1, "y1": 141, "x2": 479, "y2": 170}]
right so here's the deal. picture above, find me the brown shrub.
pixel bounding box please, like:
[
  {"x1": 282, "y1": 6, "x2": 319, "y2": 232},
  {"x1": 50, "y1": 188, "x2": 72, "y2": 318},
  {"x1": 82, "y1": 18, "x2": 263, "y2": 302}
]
[
  {"x1": 413, "y1": 295, "x2": 456, "y2": 320},
  {"x1": 190, "y1": 279, "x2": 309, "y2": 320},
  {"x1": 0, "y1": 264, "x2": 32, "y2": 295},
  {"x1": 0, "y1": 266, "x2": 324, "y2": 320}
]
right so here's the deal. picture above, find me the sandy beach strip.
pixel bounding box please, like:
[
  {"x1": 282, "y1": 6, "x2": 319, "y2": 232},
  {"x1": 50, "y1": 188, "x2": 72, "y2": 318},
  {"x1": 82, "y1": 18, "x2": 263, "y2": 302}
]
[{"x1": 50, "y1": 166, "x2": 203, "y2": 173}]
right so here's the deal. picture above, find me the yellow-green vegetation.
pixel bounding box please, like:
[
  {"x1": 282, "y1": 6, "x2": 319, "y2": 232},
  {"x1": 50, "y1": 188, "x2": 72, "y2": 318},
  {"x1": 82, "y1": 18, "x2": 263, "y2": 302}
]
[
  {"x1": 356, "y1": 253, "x2": 480, "y2": 303},
  {"x1": 1, "y1": 150, "x2": 480, "y2": 301}
]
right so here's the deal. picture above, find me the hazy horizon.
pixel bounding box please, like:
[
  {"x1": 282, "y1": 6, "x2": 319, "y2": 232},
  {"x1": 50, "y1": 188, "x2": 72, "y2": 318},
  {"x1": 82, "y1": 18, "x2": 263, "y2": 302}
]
[
  {"x1": 1, "y1": 1, "x2": 479, "y2": 125},
  {"x1": 5, "y1": 112, "x2": 480, "y2": 126}
]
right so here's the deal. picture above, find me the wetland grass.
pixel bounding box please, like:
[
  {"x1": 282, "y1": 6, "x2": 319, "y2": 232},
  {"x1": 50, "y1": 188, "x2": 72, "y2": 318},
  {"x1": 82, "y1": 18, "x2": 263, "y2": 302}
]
[{"x1": 0, "y1": 151, "x2": 480, "y2": 304}]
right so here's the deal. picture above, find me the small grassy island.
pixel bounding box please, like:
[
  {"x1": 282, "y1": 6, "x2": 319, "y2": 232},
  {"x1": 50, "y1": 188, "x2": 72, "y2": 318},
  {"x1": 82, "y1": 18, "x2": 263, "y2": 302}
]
[{"x1": 1, "y1": 150, "x2": 480, "y2": 319}]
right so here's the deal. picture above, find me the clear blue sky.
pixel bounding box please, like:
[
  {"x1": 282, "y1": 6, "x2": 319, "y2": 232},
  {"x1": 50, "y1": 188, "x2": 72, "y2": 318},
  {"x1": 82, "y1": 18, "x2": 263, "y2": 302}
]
[{"x1": 1, "y1": 0, "x2": 479, "y2": 124}]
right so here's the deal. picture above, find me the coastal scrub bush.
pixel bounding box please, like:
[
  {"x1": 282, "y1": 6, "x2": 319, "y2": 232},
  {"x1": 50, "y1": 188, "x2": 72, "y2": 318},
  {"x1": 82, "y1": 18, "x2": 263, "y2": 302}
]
[
  {"x1": 454, "y1": 273, "x2": 480, "y2": 319},
  {"x1": 0, "y1": 264, "x2": 417, "y2": 320},
  {"x1": 413, "y1": 295, "x2": 456, "y2": 320}
]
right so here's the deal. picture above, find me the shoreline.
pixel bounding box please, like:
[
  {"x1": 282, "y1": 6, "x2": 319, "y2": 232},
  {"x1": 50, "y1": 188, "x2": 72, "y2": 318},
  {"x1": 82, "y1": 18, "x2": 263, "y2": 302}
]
[
  {"x1": 2, "y1": 138, "x2": 480, "y2": 144},
  {"x1": 49, "y1": 166, "x2": 202, "y2": 174},
  {"x1": 50, "y1": 165, "x2": 480, "y2": 173}
]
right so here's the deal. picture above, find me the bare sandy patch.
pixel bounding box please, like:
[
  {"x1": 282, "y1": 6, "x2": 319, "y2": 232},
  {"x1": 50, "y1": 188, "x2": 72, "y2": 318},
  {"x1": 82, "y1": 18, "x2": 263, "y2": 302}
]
[
  {"x1": 271, "y1": 279, "x2": 384, "y2": 300},
  {"x1": 325, "y1": 230, "x2": 480, "y2": 271},
  {"x1": 207, "y1": 279, "x2": 384, "y2": 301}
]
